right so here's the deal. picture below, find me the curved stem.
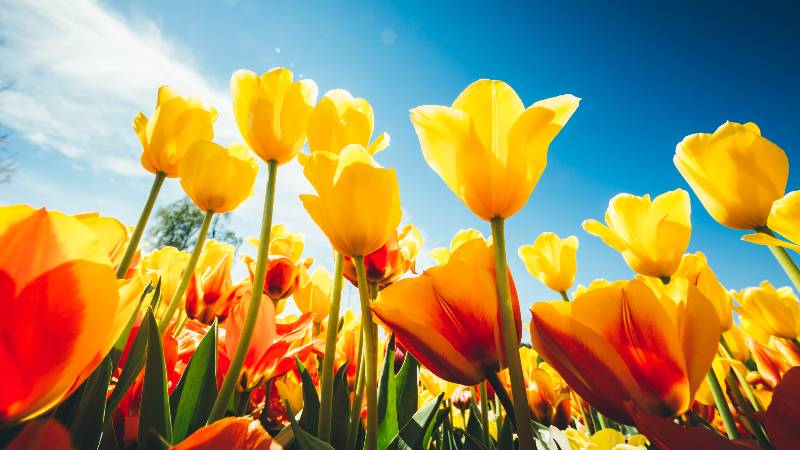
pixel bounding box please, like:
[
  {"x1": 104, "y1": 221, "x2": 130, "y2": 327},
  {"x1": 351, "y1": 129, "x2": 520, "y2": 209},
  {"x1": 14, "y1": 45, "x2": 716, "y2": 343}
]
[
  {"x1": 354, "y1": 255, "x2": 378, "y2": 450},
  {"x1": 158, "y1": 210, "x2": 214, "y2": 333},
  {"x1": 706, "y1": 367, "x2": 739, "y2": 439},
  {"x1": 318, "y1": 252, "x2": 344, "y2": 442},
  {"x1": 486, "y1": 371, "x2": 516, "y2": 432},
  {"x1": 559, "y1": 290, "x2": 570, "y2": 302},
  {"x1": 209, "y1": 159, "x2": 279, "y2": 422},
  {"x1": 479, "y1": 381, "x2": 490, "y2": 448},
  {"x1": 757, "y1": 226, "x2": 800, "y2": 291},
  {"x1": 490, "y1": 218, "x2": 534, "y2": 449},
  {"x1": 116, "y1": 171, "x2": 166, "y2": 278}
]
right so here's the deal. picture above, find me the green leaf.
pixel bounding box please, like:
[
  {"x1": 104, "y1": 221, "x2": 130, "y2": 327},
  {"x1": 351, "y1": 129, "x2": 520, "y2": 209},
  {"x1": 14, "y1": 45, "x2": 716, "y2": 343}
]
[
  {"x1": 463, "y1": 402, "x2": 486, "y2": 450},
  {"x1": 149, "y1": 278, "x2": 163, "y2": 311},
  {"x1": 296, "y1": 357, "x2": 320, "y2": 435},
  {"x1": 138, "y1": 308, "x2": 172, "y2": 449},
  {"x1": 105, "y1": 307, "x2": 152, "y2": 419},
  {"x1": 497, "y1": 415, "x2": 513, "y2": 450},
  {"x1": 378, "y1": 334, "x2": 399, "y2": 449},
  {"x1": 110, "y1": 281, "x2": 153, "y2": 367},
  {"x1": 330, "y1": 362, "x2": 351, "y2": 450},
  {"x1": 390, "y1": 393, "x2": 444, "y2": 450},
  {"x1": 395, "y1": 352, "x2": 418, "y2": 429},
  {"x1": 68, "y1": 357, "x2": 112, "y2": 450},
  {"x1": 170, "y1": 320, "x2": 218, "y2": 442},
  {"x1": 286, "y1": 403, "x2": 335, "y2": 450},
  {"x1": 98, "y1": 420, "x2": 120, "y2": 450}
]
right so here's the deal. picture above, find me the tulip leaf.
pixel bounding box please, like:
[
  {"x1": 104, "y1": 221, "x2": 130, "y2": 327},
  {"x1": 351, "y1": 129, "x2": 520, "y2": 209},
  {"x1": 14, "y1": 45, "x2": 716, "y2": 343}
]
[
  {"x1": 68, "y1": 356, "x2": 112, "y2": 450},
  {"x1": 149, "y1": 277, "x2": 163, "y2": 311},
  {"x1": 296, "y1": 357, "x2": 320, "y2": 435},
  {"x1": 170, "y1": 320, "x2": 218, "y2": 442},
  {"x1": 105, "y1": 306, "x2": 152, "y2": 419},
  {"x1": 463, "y1": 401, "x2": 486, "y2": 450},
  {"x1": 138, "y1": 308, "x2": 172, "y2": 449},
  {"x1": 98, "y1": 420, "x2": 120, "y2": 450},
  {"x1": 286, "y1": 403, "x2": 335, "y2": 450},
  {"x1": 330, "y1": 362, "x2": 351, "y2": 450},
  {"x1": 378, "y1": 334, "x2": 399, "y2": 449},
  {"x1": 389, "y1": 393, "x2": 444, "y2": 450},
  {"x1": 395, "y1": 352, "x2": 419, "y2": 429},
  {"x1": 497, "y1": 415, "x2": 513, "y2": 450}
]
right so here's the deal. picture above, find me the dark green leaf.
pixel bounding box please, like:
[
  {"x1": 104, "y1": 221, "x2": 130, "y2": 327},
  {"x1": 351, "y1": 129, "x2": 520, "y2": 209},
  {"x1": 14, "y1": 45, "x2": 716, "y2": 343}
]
[
  {"x1": 105, "y1": 307, "x2": 151, "y2": 419},
  {"x1": 330, "y1": 362, "x2": 351, "y2": 450},
  {"x1": 98, "y1": 419, "x2": 120, "y2": 450},
  {"x1": 69, "y1": 357, "x2": 112, "y2": 450},
  {"x1": 497, "y1": 415, "x2": 513, "y2": 450},
  {"x1": 297, "y1": 357, "x2": 320, "y2": 435},
  {"x1": 464, "y1": 402, "x2": 486, "y2": 450},
  {"x1": 286, "y1": 403, "x2": 335, "y2": 450},
  {"x1": 378, "y1": 334, "x2": 398, "y2": 449},
  {"x1": 149, "y1": 278, "x2": 163, "y2": 312},
  {"x1": 170, "y1": 320, "x2": 218, "y2": 441},
  {"x1": 395, "y1": 352, "x2": 418, "y2": 429},
  {"x1": 390, "y1": 393, "x2": 444, "y2": 450},
  {"x1": 138, "y1": 308, "x2": 172, "y2": 449}
]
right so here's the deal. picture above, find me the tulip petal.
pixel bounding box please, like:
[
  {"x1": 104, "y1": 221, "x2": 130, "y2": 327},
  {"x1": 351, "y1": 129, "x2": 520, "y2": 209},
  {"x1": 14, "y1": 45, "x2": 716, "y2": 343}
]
[
  {"x1": 764, "y1": 366, "x2": 800, "y2": 450},
  {"x1": 451, "y1": 79, "x2": 524, "y2": 157}
]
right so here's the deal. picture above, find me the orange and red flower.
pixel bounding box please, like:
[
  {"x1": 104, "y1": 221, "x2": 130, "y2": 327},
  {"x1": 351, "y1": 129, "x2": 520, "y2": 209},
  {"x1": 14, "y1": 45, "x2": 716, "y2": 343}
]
[{"x1": 343, "y1": 224, "x2": 422, "y2": 288}]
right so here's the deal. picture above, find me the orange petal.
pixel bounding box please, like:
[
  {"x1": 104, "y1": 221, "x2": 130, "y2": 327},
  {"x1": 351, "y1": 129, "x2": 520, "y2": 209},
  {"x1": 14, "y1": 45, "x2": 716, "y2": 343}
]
[
  {"x1": 170, "y1": 417, "x2": 271, "y2": 450},
  {"x1": 6, "y1": 419, "x2": 75, "y2": 450}
]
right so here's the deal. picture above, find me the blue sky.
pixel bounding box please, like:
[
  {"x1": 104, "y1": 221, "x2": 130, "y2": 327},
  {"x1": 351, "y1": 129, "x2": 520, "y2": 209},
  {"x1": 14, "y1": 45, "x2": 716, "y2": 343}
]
[{"x1": 1, "y1": 0, "x2": 798, "y2": 315}]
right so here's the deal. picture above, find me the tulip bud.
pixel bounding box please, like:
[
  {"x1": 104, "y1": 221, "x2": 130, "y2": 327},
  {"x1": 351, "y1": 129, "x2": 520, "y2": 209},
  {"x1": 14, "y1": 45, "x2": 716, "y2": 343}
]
[
  {"x1": 343, "y1": 224, "x2": 422, "y2": 288},
  {"x1": 450, "y1": 386, "x2": 473, "y2": 411}
]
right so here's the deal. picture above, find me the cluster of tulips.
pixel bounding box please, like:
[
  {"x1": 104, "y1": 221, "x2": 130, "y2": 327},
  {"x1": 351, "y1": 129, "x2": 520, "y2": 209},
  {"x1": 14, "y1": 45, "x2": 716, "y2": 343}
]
[{"x1": 2, "y1": 66, "x2": 799, "y2": 450}]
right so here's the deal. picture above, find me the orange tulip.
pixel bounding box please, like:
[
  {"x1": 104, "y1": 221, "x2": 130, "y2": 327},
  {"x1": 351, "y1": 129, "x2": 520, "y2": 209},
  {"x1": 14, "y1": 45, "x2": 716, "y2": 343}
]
[
  {"x1": 530, "y1": 279, "x2": 720, "y2": 424},
  {"x1": 243, "y1": 255, "x2": 309, "y2": 302},
  {"x1": 0, "y1": 206, "x2": 126, "y2": 424},
  {"x1": 343, "y1": 224, "x2": 423, "y2": 288},
  {"x1": 185, "y1": 242, "x2": 234, "y2": 325},
  {"x1": 75, "y1": 212, "x2": 136, "y2": 276},
  {"x1": 170, "y1": 417, "x2": 272, "y2": 450},
  {"x1": 371, "y1": 238, "x2": 522, "y2": 385},
  {"x1": 6, "y1": 419, "x2": 75, "y2": 450}
]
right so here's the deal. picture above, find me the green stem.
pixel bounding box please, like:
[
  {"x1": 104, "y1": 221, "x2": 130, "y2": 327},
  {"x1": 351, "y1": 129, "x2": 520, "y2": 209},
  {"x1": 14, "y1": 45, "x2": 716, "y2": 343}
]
[
  {"x1": 490, "y1": 218, "x2": 534, "y2": 450},
  {"x1": 346, "y1": 338, "x2": 366, "y2": 450},
  {"x1": 719, "y1": 336, "x2": 763, "y2": 412},
  {"x1": 486, "y1": 371, "x2": 516, "y2": 433},
  {"x1": 318, "y1": 252, "x2": 345, "y2": 442},
  {"x1": 116, "y1": 171, "x2": 166, "y2": 278},
  {"x1": 479, "y1": 381, "x2": 490, "y2": 448},
  {"x1": 158, "y1": 210, "x2": 214, "y2": 333},
  {"x1": 559, "y1": 290, "x2": 570, "y2": 302},
  {"x1": 757, "y1": 226, "x2": 800, "y2": 291},
  {"x1": 577, "y1": 399, "x2": 595, "y2": 434},
  {"x1": 235, "y1": 390, "x2": 250, "y2": 416},
  {"x1": 706, "y1": 367, "x2": 739, "y2": 439},
  {"x1": 595, "y1": 409, "x2": 610, "y2": 430},
  {"x1": 354, "y1": 255, "x2": 378, "y2": 450},
  {"x1": 208, "y1": 159, "x2": 279, "y2": 422}
]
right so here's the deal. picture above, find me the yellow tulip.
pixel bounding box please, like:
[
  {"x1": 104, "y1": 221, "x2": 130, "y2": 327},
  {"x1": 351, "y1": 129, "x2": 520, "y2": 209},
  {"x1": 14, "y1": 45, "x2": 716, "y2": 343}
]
[
  {"x1": 733, "y1": 281, "x2": 800, "y2": 339},
  {"x1": 410, "y1": 79, "x2": 579, "y2": 220},
  {"x1": 139, "y1": 246, "x2": 189, "y2": 309},
  {"x1": 429, "y1": 228, "x2": 489, "y2": 265},
  {"x1": 675, "y1": 121, "x2": 788, "y2": 230},
  {"x1": 299, "y1": 144, "x2": 401, "y2": 257},
  {"x1": 178, "y1": 141, "x2": 258, "y2": 213},
  {"x1": 518, "y1": 232, "x2": 578, "y2": 293},
  {"x1": 743, "y1": 190, "x2": 800, "y2": 252},
  {"x1": 564, "y1": 428, "x2": 648, "y2": 450},
  {"x1": 134, "y1": 85, "x2": 217, "y2": 177},
  {"x1": 247, "y1": 224, "x2": 306, "y2": 264},
  {"x1": 293, "y1": 266, "x2": 332, "y2": 323},
  {"x1": 231, "y1": 67, "x2": 318, "y2": 165},
  {"x1": 583, "y1": 189, "x2": 691, "y2": 279},
  {"x1": 672, "y1": 252, "x2": 733, "y2": 331},
  {"x1": 307, "y1": 89, "x2": 390, "y2": 154}
]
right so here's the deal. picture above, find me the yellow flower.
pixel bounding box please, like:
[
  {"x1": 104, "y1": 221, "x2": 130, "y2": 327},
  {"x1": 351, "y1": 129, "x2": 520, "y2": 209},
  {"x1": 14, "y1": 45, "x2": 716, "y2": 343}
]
[
  {"x1": 299, "y1": 144, "x2": 401, "y2": 257},
  {"x1": 583, "y1": 189, "x2": 691, "y2": 279},
  {"x1": 307, "y1": 89, "x2": 390, "y2": 154},
  {"x1": 74, "y1": 212, "x2": 132, "y2": 271},
  {"x1": 675, "y1": 121, "x2": 788, "y2": 230},
  {"x1": 247, "y1": 224, "x2": 306, "y2": 263},
  {"x1": 410, "y1": 79, "x2": 579, "y2": 220},
  {"x1": 429, "y1": 228, "x2": 489, "y2": 265},
  {"x1": 178, "y1": 141, "x2": 258, "y2": 213},
  {"x1": 672, "y1": 252, "x2": 733, "y2": 331},
  {"x1": 231, "y1": 67, "x2": 318, "y2": 164},
  {"x1": 518, "y1": 232, "x2": 578, "y2": 293},
  {"x1": 733, "y1": 281, "x2": 800, "y2": 339},
  {"x1": 743, "y1": 190, "x2": 800, "y2": 252},
  {"x1": 134, "y1": 85, "x2": 217, "y2": 177},
  {"x1": 563, "y1": 428, "x2": 648, "y2": 450},
  {"x1": 573, "y1": 279, "x2": 614, "y2": 297},
  {"x1": 293, "y1": 266, "x2": 332, "y2": 323},
  {"x1": 139, "y1": 246, "x2": 189, "y2": 309},
  {"x1": 722, "y1": 325, "x2": 750, "y2": 361},
  {"x1": 275, "y1": 374, "x2": 304, "y2": 414}
]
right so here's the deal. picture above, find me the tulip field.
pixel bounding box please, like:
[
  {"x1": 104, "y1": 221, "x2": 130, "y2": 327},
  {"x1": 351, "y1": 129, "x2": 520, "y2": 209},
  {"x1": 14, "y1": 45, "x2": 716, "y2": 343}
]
[{"x1": 2, "y1": 68, "x2": 799, "y2": 450}]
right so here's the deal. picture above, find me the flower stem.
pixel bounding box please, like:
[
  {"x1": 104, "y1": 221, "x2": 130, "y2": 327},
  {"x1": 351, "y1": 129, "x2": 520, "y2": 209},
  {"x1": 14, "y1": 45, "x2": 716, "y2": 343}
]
[
  {"x1": 757, "y1": 226, "x2": 800, "y2": 291},
  {"x1": 479, "y1": 381, "x2": 490, "y2": 448},
  {"x1": 354, "y1": 255, "x2": 378, "y2": 450},
  {"x1": 559, "y1": 290, "x2": 570, "y2": 302},
  {"x1": 719, "y1": 336, "x2": 763, "y2": 412},
  {"x1": 116, "y1": 171, "x2": 166, "y2": 278},
  {"x1": 486, "y1": 371, "x2": 516, "y2": 432},
  {"x1": 318, "y1": 252, "x2": 345, "y2": 442},
  {"x1": 706, "y1": 367, "x2": 739, "y2": 439},
  {"x1": 346, "y1": 338, "x2": 366, "y2": 450},
  {"x1": 208, "y1": 159, "x2": 279, "y2": 422},
  {"x1": 158, "y1": 209, "x2": 214, "y2": 333},
  {"x1": 490, "y1": 217, "x2": 534, "y2": 450}
]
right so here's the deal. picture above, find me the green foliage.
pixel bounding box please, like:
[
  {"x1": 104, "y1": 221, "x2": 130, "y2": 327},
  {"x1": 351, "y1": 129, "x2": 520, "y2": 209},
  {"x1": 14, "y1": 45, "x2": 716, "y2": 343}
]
[
  {"x1": 148, "y1": 197, "x2": 240, "y2": 250},
  {"x1": 170, "y1": 320, "x2": 218, "y2": 442},
  {"x1": 138, "y1": 309, "x2": 172, "y2": 449}
]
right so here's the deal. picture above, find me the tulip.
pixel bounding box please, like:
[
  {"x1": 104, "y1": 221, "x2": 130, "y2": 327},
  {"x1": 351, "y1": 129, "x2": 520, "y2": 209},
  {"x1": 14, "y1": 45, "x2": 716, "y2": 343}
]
[
  {"x1": 526, "y1": 368, "x2": 571, "y2": 429},
  {"x1": 430, "y1": 228, "x2": 489, "y2": 265},
  {"x1": 410, "y1": 79, "x2": 579, "y2": 220},
  {"x1": 518, "y1": 232, "x2": 578, "y2": 294},
  {"x1": 308, "y1": 89, "x2": 390, "y2": 154},
  {"x1": 178, "y1": 141, "x2": 258, "y2": 214},
  {"x1": 744, "y1": 190, "x2": 800, "y2": 252},
  {"x1": 230, "y1": 67, "x2": 317, "y2": 165},
  {"x1": 170, "y1": 417, "x2": 272, "y2": 450},
  {"x1": 185, "y1": 241, "x2": 234, "y2": 325},
  {"x1": 0, "y1": 206, "x2": 127, "y2": 424},
  {"x1": 5, "y1": 419, "x2": 75, "y2": 450},
  {"x1": 75, "y1": 212, "x2": 135, "y2": 276},
  {"x1": 246, "y1": 224, "x2": 306, "y2": 263},
  {"x1": 733, "y1": 281, "x2": 800, "y2": 339},
  {"x1": 244, "y1": 255, "x2": 310, "y2": 302},
  {"x1": 764, "y1": 367, "x2": 800, "y2": 450},
  {"x1": 293, "y1": 266, "x2": 332, "y2": 323},
  {"x1": 371, "y1": 238, "x2": 522, "y2": 385},
  {"x1": 530, "y1": 278, "x2": 720, "y2": 424},
  {"x1": 672, "y1": 252, "x2": 733, "y2": 331},
  {"x1": 343, "y1": 224, "x2": 423, "y2": 288},
  {"x1": 139, "y1": 246, "x2": 189, "y2": 313},
  {"x1": 335, "y1": 310, "x2": 362, "y2": 386},
  {"x1": 583, "y1": 189, "x2": 691, "y2": 280},
  {"x1": 563, "y1": 428, "x2": 649, "y2": 450}
]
